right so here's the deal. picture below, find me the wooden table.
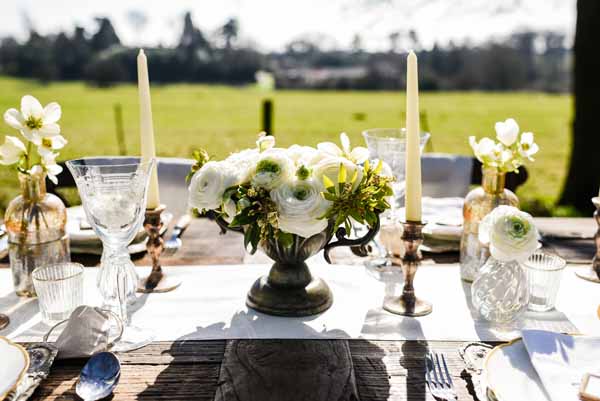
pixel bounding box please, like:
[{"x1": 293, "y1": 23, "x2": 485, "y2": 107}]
[{"x1": 4, "y1": 217, "x2": 596, "y2": 401}]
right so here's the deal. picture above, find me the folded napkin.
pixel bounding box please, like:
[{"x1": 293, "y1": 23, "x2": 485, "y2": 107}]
[{"x1": 522, "y1": 330, "x2": 600, "y2": 401}]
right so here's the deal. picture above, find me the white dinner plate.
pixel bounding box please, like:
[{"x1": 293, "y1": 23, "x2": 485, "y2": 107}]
[
  {"x1": 0, "y1": 337, "x2": 29, "y2": 401},
  {"x1": 482, "y1": 338, "x2": 551, "y2": 401}
]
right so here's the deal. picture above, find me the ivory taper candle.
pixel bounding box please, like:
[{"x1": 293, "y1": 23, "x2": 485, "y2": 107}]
[
  {"x1": 404, "y1": 50, "x2": 422, "y2": 222},
  {"x1": 137, "y1": 49, "x2": 160, "y2": 209}
]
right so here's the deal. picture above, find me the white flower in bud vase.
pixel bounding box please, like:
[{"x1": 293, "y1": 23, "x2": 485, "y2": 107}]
[
  {"x1": 313, "y1": 156, "x2": 363, "y2": 191},
  {"x1": 40, "y1": 152, "x2": 63, "y2": 184},
  {"x1": 256, "y1": 132, "x2": 275, "y2": 152},
  {"x1": 4, "y1": 95, "x2": 61, "y2": 142},
  {"x1": 36, "y1": 135, "x2": 68, "y2": 157},
  {"x1": 478, "y1": 205, "x2": 539, "y2": 262},
  {"x1": 317, "y1": 132, "x2": 369, "y2": 164},
  {"x1": 518, "y1": 132, "x2": 539, "y2": 161},
  {"x1": 251, "y1": 149, "x2": 295, "y2": 190},
  {"x1": 469, "y1": 136, "x2": 497, "y2": 166},
  {"x1": 188, "y1": 161, "x2": 238, "y2": 211},
  {"x1": 271, "y1": 179, "x2": 331, "y2": 238},
  {"x1": 495, "y1": 118, "x2": 519, "y2": 147},
  {"x1": 0, "y1": 136, "x2": 26, "y2": 165}
]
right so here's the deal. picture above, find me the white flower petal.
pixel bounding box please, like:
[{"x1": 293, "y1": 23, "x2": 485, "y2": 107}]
[
  {"x1": 340, "y1": 132, "x2": 351, "y2": 153},
  {"x1": 317, "y1": 142, "x2": 343, "y2": 157},
  {"x1": 520, "y1": 131, "x2": 534, "y2": 145},
  {"x1": 38, "y1": 123, "x2": 60, "y2": 136},
  {"x1": 42, "y1": 102, "x2": 62, "y2": 124},
  {"x1": 495, "y1": 118, "x2": 519, "y2": 147},
  {"x1": 21, "y1": 95, "x2": 43, "y2": 119},
  {"x1": 350, "y1": 147, "x2": 369, "y2": 164},
  {"x1": 3, "y1": 108, "x2": 25, "y2": 130}
]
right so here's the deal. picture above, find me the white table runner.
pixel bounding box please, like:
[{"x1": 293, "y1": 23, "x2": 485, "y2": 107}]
[{"x1": 1, "y1": 264, "x2": 599, "y2": 342}]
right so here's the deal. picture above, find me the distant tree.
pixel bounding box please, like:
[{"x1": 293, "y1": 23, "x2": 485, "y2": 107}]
[
  {"x1": 220, "y1": 18, "x2": 239, "y2": 49},
  {"x1": 559, "y1": 0, "x2": 600, "y2": 214},
  {"x1": 388, "y1": 31, "x2": 400, "y2": 53},
  {"x1": 91, "y1": 17, "x2": 121, "y2": 51},
  {"x1": 178, "y1": 12, "x2": 210, "y2": 51}
]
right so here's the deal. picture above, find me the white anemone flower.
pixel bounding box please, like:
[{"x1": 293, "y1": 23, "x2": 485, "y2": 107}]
[
  {"x1": 40, "y1": 152, "x2": 63, "y2": 184},
  {"x1": 317, "y1": 132, "x2": 369, "y2": 164},
  {"x1": 494, "y1": 118, "x2": 519, "y2": 147},
  {"x1": 251, "y1": 149, "x2": 295, "y2": 190},
  {"x1": 270, "y1": 179, "x2": 331, "y2": 238},
  {"x1": 478, "y1": 205, "x2": 539, "y2": 262},
  {"x1": 469, "y1": 136, "x2": 498, "y2": 166},
  {"x1": 0, "y1": 136, "x2": 27, "y2": 165},
  {"x1": 518, "y1": 132, "x2": 539, "y2": 161},
  {"x1": 4, "y1": 95, "x2": 61, "y2": 143},
  {"x1": 37, "y1": 135, "x2": 68, "y2": 157}
]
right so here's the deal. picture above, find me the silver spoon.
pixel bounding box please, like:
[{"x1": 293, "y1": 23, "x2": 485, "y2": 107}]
[{"x1": 76, "y1": 352, "x2": 121, "y2": 401}]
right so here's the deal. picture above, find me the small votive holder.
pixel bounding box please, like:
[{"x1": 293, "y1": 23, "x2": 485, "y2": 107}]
[
  {"x1": 523, "y1": 252, "x2": 566, "y2": 312},
  {"x1": 33, "y1": 263, "x2": 84, "y2": 324}
]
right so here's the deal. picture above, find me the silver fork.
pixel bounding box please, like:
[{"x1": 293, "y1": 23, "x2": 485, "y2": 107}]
[
  {"x1": 162, "y1": 214, "x2": 192, "y2": 257},
  {"x1": 425, "y1": 352, "x2": 457, "y2": 400}
]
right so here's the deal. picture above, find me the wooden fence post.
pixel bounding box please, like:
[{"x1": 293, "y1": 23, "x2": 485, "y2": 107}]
[
  {"x1": 261, "y1": 99, "x2": 273, "y2": 135},
  {"x1": 114, "y1": 103, "x2": 127, "y2": 155}
]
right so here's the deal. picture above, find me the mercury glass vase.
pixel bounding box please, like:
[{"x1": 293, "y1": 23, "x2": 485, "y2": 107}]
[
  {"x1": 4, "y1": 173, "x2": 70, "y2": 297},
  {"x1": 471, "y1": 257, "x2": 530, "y2": 325},
  {"x1": 459, "y1": 167, "x2": 519, "y2": 282}
]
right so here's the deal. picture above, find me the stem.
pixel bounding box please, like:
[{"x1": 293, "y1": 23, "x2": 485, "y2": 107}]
[{"x1": 25, "y1": 142, "x2": 32, "y2": 170}]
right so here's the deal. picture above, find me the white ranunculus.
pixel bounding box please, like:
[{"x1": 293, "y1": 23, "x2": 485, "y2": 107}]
[
  {"x1": 251, "y1": 148, "x2": 295, "y2": 190},
  {"x1": 270, "y1": 179, "x2": 331, "y2": 238},
  {"x1": 225, "y1": 148, "x2": 259, "y2": 184},
  {"x1": 256, "y1": 132, "x2": 275, "y2": 152},
  {"x1": 0, "y1": 136, "x2": 26, "y2": 165},
  {"x1": 495, "y1": 118, "x2": 519, "y2": 147},
  {"x1": 4, "y1": 95, "x2": 61, "y2": 143},
  {"x1": 40, "y1": 151, "x2": 63, "y2": 184},
  {"x1": 478, "y1": 205, "x2": 539, "y2": 262},
  {"x1": 286, "y1": 144, "x2": 326, "y2": 166},
  {"x1": 188, "y1": 161, "x2": 238, "y2": 211},
  {"x1": 518, "y1": 132, "x2": 539, "y2": 161},
  {"x1": 317, "y1": 132, "x2": 369, "y2": 164},
  {"x1": 312, "y1": 156, "x2": 363, "y2": 191}
]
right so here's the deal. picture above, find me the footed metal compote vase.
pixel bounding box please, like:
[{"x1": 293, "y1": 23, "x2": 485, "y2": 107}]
[
  {"x1": 383, "y1": 221, "x2": 432, "y2": 317},
  {"x1": 577, "y1": 197, "x2": 600, "y2": 283},
  {"x1": 213, "y1": 213, "x2": 379, "y2": 317},
  {"x1": 67, "y1": 157, "x2": 155, "y2": 351}
]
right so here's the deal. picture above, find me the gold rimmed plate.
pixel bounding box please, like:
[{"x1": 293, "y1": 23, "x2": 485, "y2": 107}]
[
  {"x1": 481, "y1": 338, "x2": 550, "y2": 401},
  {"x1": 0, "y1": 337, "x2": 29, "y2": 401}
]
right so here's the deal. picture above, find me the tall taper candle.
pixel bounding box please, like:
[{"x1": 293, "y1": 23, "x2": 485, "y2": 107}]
[
  {"x1": 137, "y1": 49, "x2": 160, "y2": 209},
  {"x1": 404, "y1": 50, "x2": 422, "y2": 222}
]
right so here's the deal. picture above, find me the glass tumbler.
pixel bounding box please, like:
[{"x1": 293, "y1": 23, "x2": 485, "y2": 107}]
[
  {"x1": 523, "y1": 252, "x2": 566, "y2": 312},
  {"x1": 32, "y1": 263, "x2": 84, "y2": 323}
]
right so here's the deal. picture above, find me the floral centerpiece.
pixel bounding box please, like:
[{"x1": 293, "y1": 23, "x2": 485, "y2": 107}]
[
  {"x1": 188, "y1": 132, "x2": 393, "y2": 316},
  {"x1": 471, "y1": 205, "x2": 539, "y2": 324},
  {"x1": 460, "y1": 118, "x2": 539, "y2": 282},
  {"x1": 1, "y1": 95, "x2": 69, "y2": 296}
]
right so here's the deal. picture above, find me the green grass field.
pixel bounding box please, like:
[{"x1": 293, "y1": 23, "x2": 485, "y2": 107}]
[{"x1": 0, "y1": 76, "x2": 572, "y2": 214}]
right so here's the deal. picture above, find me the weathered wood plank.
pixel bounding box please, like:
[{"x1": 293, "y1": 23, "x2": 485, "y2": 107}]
[{"x1": 214, "y1": 340, "x2": 360, "y2": 401}]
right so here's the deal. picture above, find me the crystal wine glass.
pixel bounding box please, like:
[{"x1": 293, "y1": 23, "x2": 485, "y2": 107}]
[
  {"x1": 362, "y1": 128, "x2": 430, "y2": 269},
  {"x1": 67, "y1": 157, "x2": 155, "y2": 352}
]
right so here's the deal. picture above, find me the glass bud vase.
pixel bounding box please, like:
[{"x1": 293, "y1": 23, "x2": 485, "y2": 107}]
[
  {"x1": 4, "y1": 173, "x2": 70, "y2": 297},
  {"x1": 460, "y1": 167, "x2": 519, "y2": 282},
  {"x1": 471, "y1": 257, "x2": 529, "y2": 325}
]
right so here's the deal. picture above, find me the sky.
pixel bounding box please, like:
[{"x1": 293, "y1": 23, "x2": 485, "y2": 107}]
[{"x1": 0, "y1": 0, "x2": 576, "y2": 51}]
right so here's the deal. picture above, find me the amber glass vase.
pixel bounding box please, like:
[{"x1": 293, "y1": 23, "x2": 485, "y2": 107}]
[
  {"x1": 459, "y1": 167, "x2": 519, "y2": 282},
  {"x1": 4, "y1": 173, "x2": 70, "y2": 297}
]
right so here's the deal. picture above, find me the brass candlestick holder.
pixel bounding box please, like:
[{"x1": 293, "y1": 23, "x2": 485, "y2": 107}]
[
  {"x1": 383, "y1": 221, "x2": 432, "y2": 317},
  {"x1": 137, "y1": 205, "x2": 181, "y2": 293},
  {"x1": 577, "y1": 197, "x2": 600, "y2": 283}
]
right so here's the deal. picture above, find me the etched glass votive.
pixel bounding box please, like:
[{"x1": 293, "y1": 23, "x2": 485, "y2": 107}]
[
  {"x1": 32, "y1": 263, "x2": 84, "y2": 323},
  {"x1": 523, "y1": 252, "x2": 566, "y2": 312}
]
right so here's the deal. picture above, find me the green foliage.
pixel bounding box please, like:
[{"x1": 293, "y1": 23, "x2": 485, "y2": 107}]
[
  {"x1": 186, "y1": 148, "x2": 210, "y2": 182},
  {"x1": 228, "y1": 185, "x2": 280, "y2": 254},
  {"x1": 320, "y1": 160, "x2": 393, "y2": 234}
]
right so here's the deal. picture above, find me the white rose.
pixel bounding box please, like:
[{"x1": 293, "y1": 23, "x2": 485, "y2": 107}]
[
  {"x1": 226, "y1": 148, "x2": 259, "y2": 184},
  {"x1": 495, "y1": 118, "x2": 519, "y2": 147},
  {"x1": 271, "y1": 179, "x2": 331, "y2": 238},
  {"x1": 478, "y1": 205, "x2": 539, "y2": 262},
  {"x1": 188, "y1": 161, "x2": 238, "y2": 211},
  {"x1": 313, "y1": 156, "x2": 363, "y2": 191},
  {"x1": 251, "y1": 148, "x2": 294, "y2": 190},
  {"x1": 0, "y1": 136, "x2": 26, "y2": 165}
]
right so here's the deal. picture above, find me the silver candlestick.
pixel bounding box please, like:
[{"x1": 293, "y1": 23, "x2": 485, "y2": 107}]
[{"x1": 576, "y1": 197, "x2": 600, "y2": 283}]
